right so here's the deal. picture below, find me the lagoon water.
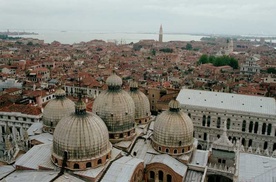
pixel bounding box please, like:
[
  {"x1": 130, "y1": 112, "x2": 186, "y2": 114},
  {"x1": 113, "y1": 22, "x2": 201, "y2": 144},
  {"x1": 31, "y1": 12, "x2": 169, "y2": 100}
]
[{"x1": 14, "y1": 30, "x2": 204, "y2": 44}]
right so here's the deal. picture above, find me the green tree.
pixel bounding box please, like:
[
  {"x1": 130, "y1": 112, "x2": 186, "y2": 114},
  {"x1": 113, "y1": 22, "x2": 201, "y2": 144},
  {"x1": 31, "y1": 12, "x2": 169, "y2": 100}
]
[
  {"x1": 267, "y1": 67, "x2": 276, "y2": 74},
  {"x1": 198, "y1": 54, "x2": 209, "y2": 64},
  {"x1": 27, "y1": 41, "x2": 33, "y2": 46},
  {"x1": 151, "y1": 49, "x2": 156, "y2": 56},
  {"x1": 185, "y1": 43, "x2": 193, "y2": 50}
]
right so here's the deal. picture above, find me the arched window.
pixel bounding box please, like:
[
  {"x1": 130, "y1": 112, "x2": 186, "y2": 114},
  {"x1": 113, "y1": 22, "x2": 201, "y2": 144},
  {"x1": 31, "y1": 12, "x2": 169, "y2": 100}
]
[
  {"x1": 248, "y1": 139, "x2": 252, "y2": 147},
  {"x1": 97, "y1": 159, "x2": 102, "y2": 165},
  {"x1": 217, "y1": 117, "x2": 221, "y2": 128},
  {"x1": 119, "y1": 133, "x2": 124, "y2": 138},
  {"x1": 204, "y1": 133, "x2": 207, "y2": 141},
  {"x1": 254, "y1": 122, "x2": 258, "y2": 134},
  {"x1": 179, "y1": 141, "x2": 182, "y2": 146},
  {"x1": 267, "y1": 124, "x2": 272, "y2": 135},
  {"x1": 167, "y1": 174, "x2": 172, "y2": 182},
  {"x1": 106, "y1": 155, "x2": 109, "y2": 160},
  {"x1": 227, "y1": 118, "x2": 231, "y2": 129},
  {"x1": 249, "y1": 121, "x2": 253, "y2": 133},
  {"x1": 264, "y1": 142, "x2": 268, "y2": 150},
  {"x1": 165, "y1": 148, "x2": 169, "y2": 153},
  {"x1": 188, "y1": 113, "x2": 191, "y2": 118},
  {"x1": 241, "y1": 138, "x2": 246, "y2": 146},
  {"x1": 74, "y1": 163, "x2": 79, "y2": 169},
  {"x1": 158, "y1": 171, "x2": 164, "y2": 181},
  {"x1": 207, "y1": 116, "x2": 211, "y2": 127},
  {"x1": 86, "y1": 162, "x2": 92, "y2": 168},
  {"x1": 262, "y1": 123, "x2": 267, "y2": 135},
  {"x1": 232, "y1": 137, "x2": 236, "y2": 144},
  {"x1": 174, "y1": 149, "x2": 177, "y2": 154},
  {"x1": 149, "y1": 171, "x2": 155, "y2": 180},
  {"x1": 217, "y1": 135, "x2": 220, "y2": 139},
  {"x1": 242, "y1": 120, "x2": 246, "y2": 132},
  {"x1": 202, "y1": 115, "x2": 206, "y2": 126},
  {"x1": 158, "y1": 146, "x2": 161, "y2": 151}
]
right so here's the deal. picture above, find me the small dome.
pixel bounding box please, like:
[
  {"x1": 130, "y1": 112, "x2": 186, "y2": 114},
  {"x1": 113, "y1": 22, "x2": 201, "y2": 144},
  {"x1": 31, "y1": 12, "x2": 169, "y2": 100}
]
[
  {"x1": 106, "y1": 71, "x2": 122, "y2": 87},
  {"x1": 129, "y1": 80, "x2": 139, "y2": 89},
  {"x1": 43, "y1": 89, "x2": 75, "y2": 133},
  {"x1": 52, "y1": 104, "x2": 112, "y2": 170},
  {"x1": 168, "y1": 100, "x2": 180, "y2": 110},
  {"x1": 55, "y1": 88, "x2": 66, "y2": 97},
  {"x1": 129, "y1": 81, "x2": 151, "y2": 124},
  {"x1": 153, "y1": 100, "x2": 194, "y2": 154}
]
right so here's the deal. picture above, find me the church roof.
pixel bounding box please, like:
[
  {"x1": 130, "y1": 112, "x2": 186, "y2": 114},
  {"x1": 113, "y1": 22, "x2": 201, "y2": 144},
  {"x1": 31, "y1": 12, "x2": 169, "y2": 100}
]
[
  {"x1": 15, "y1": 143, "x2": 52, "y2": 170},
  {"x1": 101, "y1": 156, "x2": 143, "y2": 182},
  {"x1": 148, "y1": 154, "x2": 188, "y2": 177}
]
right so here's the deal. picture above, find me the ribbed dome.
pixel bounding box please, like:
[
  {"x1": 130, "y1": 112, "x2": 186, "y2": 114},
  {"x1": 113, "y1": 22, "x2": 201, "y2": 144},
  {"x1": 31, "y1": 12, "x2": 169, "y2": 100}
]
[
  {"x1": 93, "y1": 90, "x2": 135, "y2": 133},
  {"x1": 106, "y1": 71, "x2": 122, "y2": 87},
  {"x1": 43, "y1": 89, "x2": 75, "y2": 132},
  {"x1": 129, "y1": 81, "x2": 150, "y2": 122},
  {"x1": 153, "y1": 100, "x2": 194, "y2": 148},
  {"x1": 52, "y1": 110, "x2": 112, "y2": 164}
]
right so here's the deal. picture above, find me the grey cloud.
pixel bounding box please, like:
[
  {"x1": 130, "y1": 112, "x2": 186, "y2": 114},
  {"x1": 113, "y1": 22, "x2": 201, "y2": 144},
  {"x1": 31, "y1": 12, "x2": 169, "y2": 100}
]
[{"x1": 0, "y1": 0, "x2": 275, "y2": 35}]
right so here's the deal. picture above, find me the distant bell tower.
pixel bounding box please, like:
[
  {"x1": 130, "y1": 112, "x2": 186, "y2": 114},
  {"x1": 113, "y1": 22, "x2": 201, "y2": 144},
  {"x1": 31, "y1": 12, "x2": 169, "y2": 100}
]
[{"x1": 159, "y1": 24, "x2": 163, "y2": 43}]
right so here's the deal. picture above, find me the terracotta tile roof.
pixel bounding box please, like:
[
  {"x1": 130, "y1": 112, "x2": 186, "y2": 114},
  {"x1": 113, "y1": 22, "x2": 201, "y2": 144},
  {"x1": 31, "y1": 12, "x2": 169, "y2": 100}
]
[{"x1": 0, "y1": 104, "x2": 42, "y2": 115}]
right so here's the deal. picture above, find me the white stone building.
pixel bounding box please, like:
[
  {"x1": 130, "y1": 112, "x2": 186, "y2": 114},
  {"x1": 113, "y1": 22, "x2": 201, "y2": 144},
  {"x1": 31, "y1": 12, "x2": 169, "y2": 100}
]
[
  {"x1": 0, "y1": 105, "x2": 42, "y2": 142},
  {"x1": 177, "y1": 89, "x2": 276, "y2": 156},
  {"x1": 240, "y1": 56, "x2": 261, "y2": 75}
]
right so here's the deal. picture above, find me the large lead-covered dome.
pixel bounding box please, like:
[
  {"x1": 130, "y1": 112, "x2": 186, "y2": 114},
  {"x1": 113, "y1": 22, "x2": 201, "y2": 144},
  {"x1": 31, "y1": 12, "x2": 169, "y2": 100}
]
[
  {"x1": 152, "y1": 100, "x2": 194, "y2": 155},
  {"x1": 93, "y1": 71, "x2": 136, "y2": 143},
  {"x1": 43, "y1": 88, "x2": 75, "y2": 133},
  {"x1": 129, "y1": 81, "x2": 151, "y2": 124},
  {"x1": 52, "y1": 99, "x2": 112, "y2": 170}
]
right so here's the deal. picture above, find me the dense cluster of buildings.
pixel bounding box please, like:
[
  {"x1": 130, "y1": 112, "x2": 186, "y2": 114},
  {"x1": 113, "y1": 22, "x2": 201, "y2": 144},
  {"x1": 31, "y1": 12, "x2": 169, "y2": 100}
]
[{"x1": 0, "y1": 28, "x2": 276, "y2": 181}]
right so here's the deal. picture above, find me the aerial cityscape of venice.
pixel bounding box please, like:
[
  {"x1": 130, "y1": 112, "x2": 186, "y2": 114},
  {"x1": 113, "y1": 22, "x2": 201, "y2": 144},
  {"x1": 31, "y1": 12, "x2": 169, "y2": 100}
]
[{"x1": 0, "y1": 0, "x2": 276, "y2": 182}]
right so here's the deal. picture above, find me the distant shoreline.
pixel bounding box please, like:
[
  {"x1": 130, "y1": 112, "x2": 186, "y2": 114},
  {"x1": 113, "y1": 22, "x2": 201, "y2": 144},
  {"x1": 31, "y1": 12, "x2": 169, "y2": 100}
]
[{"x1": 0, "y1": 31, "x2": 38, "y2": 36}]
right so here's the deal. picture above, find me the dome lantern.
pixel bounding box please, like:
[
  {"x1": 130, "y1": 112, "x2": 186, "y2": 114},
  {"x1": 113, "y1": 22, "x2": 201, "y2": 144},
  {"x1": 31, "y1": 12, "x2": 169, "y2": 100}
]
[{"x1": 106, "y1": 70, "x2": 123, "y2": 91}]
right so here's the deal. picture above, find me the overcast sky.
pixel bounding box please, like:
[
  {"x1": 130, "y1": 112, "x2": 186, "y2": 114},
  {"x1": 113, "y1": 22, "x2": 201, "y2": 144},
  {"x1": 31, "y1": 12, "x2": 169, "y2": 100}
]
[{"x1": 0, "y1": 0, "x2": 275, "y2": 35}]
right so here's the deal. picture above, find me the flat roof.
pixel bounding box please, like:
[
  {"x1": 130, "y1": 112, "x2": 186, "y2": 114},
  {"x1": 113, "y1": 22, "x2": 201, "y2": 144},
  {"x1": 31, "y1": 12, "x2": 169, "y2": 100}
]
[
  {"x1": 177, "y1": 89, "x2": 276, "y2": 116},
  {"x1": 239, "y1": 153, "x2": 276, "y2": 181}
]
